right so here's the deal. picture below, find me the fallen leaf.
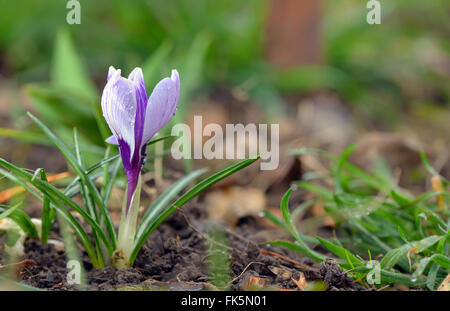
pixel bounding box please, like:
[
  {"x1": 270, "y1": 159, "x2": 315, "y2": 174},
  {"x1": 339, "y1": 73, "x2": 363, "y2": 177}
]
[
  {"x1": 48, "y1": 239, "x2": 65, "y2": 251},
  {"x1": 0, "y1": 172, "x2": 70, "y2": 203},
  {"x1": 0, "y1": 259, "x2": 37, "y2": 277},
  {"x1": 437, "y1": 273, "x2": 450, "y2": 291},
  {"x1": 431, "y1": 176, "x2": 446, "y2": 209},
  {"x1": 268, "y1": 265, "x2": 292, "y2": 280},
  {"x1": 246, "y1": 276, "x2": 268, "y2": 290},
  {"x1": 0, "y1": 186, "x2": 24, "y2": 204},
  {"x1": 407, "y1": 247, "x2": 418, "y2": 271},
  {"x1": 279, "y1": 288, "x2": 296, "y2": 291},
  {"x1": 291, "y1": 272, "x2": 307, "y2": 290},
  {"x1": 311, "y1": 203, "x2": 335, "y2": 227},
  {"x1": 204, "y1": 187, "x2": 266, "y2": 225},
  {"x1": 261, "y1": 207, "x2": 284, "y2": 229}
]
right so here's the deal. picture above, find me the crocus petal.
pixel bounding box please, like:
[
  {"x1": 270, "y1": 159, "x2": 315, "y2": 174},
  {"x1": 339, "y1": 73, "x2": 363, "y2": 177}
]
[
  {"x1": 107, "y1": 66, "x2": 118, "y2": 81},
  {"x1": 101, "y1": 71, "x2": 137, "y2": 163},
  {"x1": 128, "y1": 67, "x2": 147, "y2": 161},
  {"x1": 105, "y1": 135, "x2": 118, "y2": 145},
  {"x1": 142, "y1": 70, "x2": 180, "y2": 144},
  {"x1": 101, "y1": 66, "x2": 180, "y2": 214},
  {"x1": 128, "y1": 67, "x2": 147, "y2": 107}
]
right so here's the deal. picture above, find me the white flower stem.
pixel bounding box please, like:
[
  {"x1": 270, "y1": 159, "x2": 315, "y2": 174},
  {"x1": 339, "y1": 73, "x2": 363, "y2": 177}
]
[{"x1": 113, "y1": 174, "x2": 142, "y2": 269}]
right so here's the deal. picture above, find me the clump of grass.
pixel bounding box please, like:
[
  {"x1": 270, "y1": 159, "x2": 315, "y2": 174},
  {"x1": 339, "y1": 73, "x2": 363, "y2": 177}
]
[
  {"x1": 0, "y1": 113, "x2": 259, "y2": 270},
  {"x1": 265, "y1": 145, "x2": 449, "y2": 290}
]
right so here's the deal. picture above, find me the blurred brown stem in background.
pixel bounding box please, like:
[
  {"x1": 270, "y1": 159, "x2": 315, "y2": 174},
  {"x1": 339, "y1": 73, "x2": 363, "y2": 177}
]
[{"x1": 266, "y1": 0, "x2": 322, "y2": 67}]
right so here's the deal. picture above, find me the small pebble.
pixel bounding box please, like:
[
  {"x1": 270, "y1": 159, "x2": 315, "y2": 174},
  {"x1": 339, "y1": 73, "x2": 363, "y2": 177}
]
[{"x1": 46, "y1": 271, "x2": 54, "y2": 282}]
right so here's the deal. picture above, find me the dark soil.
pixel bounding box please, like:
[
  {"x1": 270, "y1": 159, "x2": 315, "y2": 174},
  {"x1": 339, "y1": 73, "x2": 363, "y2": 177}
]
[{"x1": 1, "y1": 202, "x2": 364, "y2": 291}]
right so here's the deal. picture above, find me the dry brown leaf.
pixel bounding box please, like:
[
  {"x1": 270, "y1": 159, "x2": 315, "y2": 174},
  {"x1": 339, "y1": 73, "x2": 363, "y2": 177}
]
[
  {"x1": 407, "y1": 247, "x2": 418, "y2": 271},
  {"x1": 0, "y1": 259, "x2": 37, "y2": 277},
  {"x1": 0, "y1": 172, "x2": 70, "y2": 203},
  {"x1": 437, "y1": 273, "x2": 450, "y2": 291},
  {"x1": 311, "y1": 203, "x2": 335, "y2": 227},
  {"x1": 204, "y1": 187, "x2": 266, "y2": 225},
  {"x1": 0, "y1": 186, "x2": 24, "y2": 204},
  {"x1": 353, "y1": 132, "x2": 425, "y2": 186},
  {"x1": 291, "y1": 272, "x2": 307, "y2": 290},
  {"x1": 431, "y1": 176, "x2": 446, "y2": 209},
  {"x1": 260, "y1": 207, "x2": 284, "y2": 229},
  {"x1": 246, "y1": 276, "x2": 268, "y2": 290},
  {"x1": 279, "y1": 288, "x2": 296, "y2": 291},
  {"x1": 268, "y1": 265, "x2": 292, "y2": 280}
]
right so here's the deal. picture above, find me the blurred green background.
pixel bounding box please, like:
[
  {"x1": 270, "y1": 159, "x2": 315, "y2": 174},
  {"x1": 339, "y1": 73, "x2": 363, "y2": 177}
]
[{"x1": 0, "y1": 0, "x2": 448, "y2": 166}]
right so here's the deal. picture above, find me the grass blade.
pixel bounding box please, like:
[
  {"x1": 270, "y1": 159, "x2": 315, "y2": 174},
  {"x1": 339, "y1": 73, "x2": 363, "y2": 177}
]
[
  {"x1": 335, "y1": 144, "x2": 356, "y2": 193},
  {"x1": 265, "y1": 240, "x2": 328, "y2": 264},
  {"x1": 27, "y1": 112, "x2": 117, "y2": 248},
  {"x1": 73, "y1": 128, "x2": 105, "y2": 266},
  {"x1": 0, "y1": 158, "x2": 113, "y2": 255},
  {"x1": 413, "y1": 254, "x2": 450, "y2": 279},
  {"x1": 316, "y1": 236, "x2": 363, "y2": 267},
  {"x1": 0, "y1": 204, "x2": 38, "y2": 238},
  {"x1": 0, "y1": 204, "x2": 21, "y2": 220},
  {"x1": 39, "y1": 169, "x2": 52, "y2": 243},
  {"x1": 130, "y1": 157, "x2": 259, "y2": 264},
  {"x1": 380, "y1": 235, "x2": 441, "y2": 270},
  {"x1": 136, "y1": 168, "x2": 207, "y2": 237}
]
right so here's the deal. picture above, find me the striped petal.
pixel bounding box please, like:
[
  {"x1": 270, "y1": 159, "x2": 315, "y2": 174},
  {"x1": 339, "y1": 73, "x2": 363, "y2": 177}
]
[
  {"x1": 128, "y1": 67, "x2": 147, "y2": 156},
  {"x1": 142, "y1": 69, "x2": 180, "y2": 144},
  {"x1": 105, "y1": 135, "x2": 118, "y2": 145},
  {"x1": 107, "y1": 65, "x2": 118, "y2": 81},
  {"x1": 128, "y1": 67, "x2": 147, "y2": 108},
  {"x1": 101, "y1": 70, "x2": 137, "y2": 164}
]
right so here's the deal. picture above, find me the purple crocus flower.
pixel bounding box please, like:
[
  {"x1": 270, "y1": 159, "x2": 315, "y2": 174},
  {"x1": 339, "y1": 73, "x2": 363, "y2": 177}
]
[{"x1": 101, "y1": 66, "x2": 180, "y2": 211}]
